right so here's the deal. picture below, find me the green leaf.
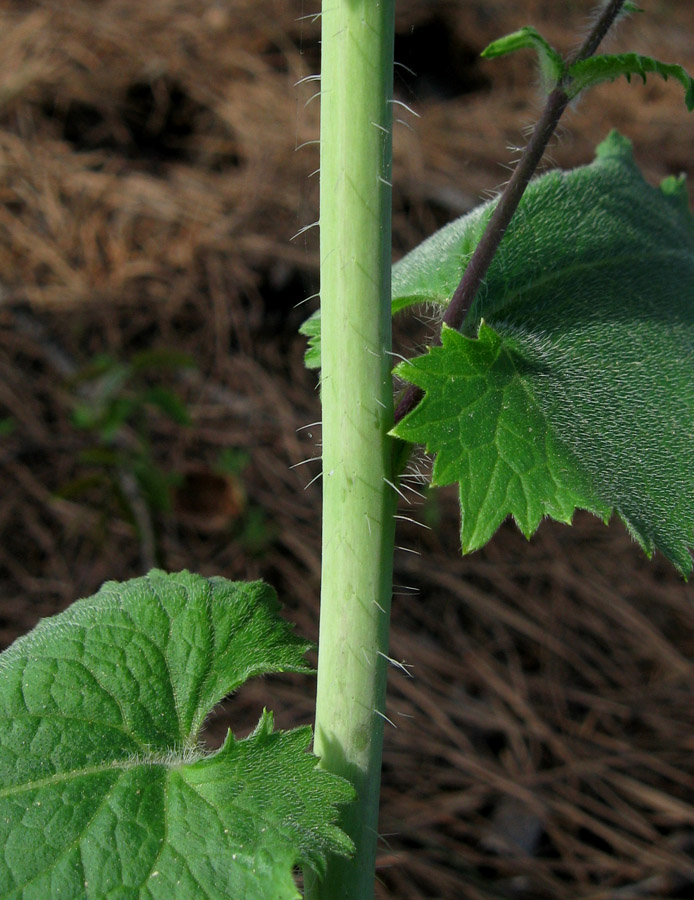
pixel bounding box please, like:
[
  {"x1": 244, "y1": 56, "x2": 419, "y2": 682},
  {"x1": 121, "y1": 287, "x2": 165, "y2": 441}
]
[
  {"x1": 392, "y1": 323, "x2": 610, "y2": 553},
  {"x1": 391, "y1": 200, "x2": 494, "y2": 317},
  {"x1": 299, "y1": 309, "x2": 322, "y2": 370},
  {"x1": 143, "y1": 386, "x2": 191, "y2": 426},
  {"x1": 132, "y1": 456, "x2": 174, "y2": 512},
  {"x1": 567, "y1": 53, "x2": 694, "y2": 110},
  {"x1": 392, "y1": 132, "x2": 694, "y2": 576},
  {"x1": 71, "y1": 395, "x2": 137, "y2": 439},
  {"x1": 0, "y1": 570, "x2": 353, "y2": 899},
  {"x1": 480, "y1": 26, "x2": 565, "y2": 90}
]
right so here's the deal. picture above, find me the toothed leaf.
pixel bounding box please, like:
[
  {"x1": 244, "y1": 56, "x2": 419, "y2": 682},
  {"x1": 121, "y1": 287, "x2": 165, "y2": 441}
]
[
  {"x1": 481, "y1": 26, "x2": 565, "y2": 90},
  {"x1": 0, "y1": 570, "x2": 353, "y2": 899},
  {"x1": 392, "y1": 132, "x2": 694, "y2": 576},
  {"x1": 299, "y1": 309, "x2": 322, "y2": 370},
  {"x1": 393, "y1": 322, "x2": 610, "y2": 551},
  {"x1": 568, "y1": 53, "x2": 694, "y2": 110}
]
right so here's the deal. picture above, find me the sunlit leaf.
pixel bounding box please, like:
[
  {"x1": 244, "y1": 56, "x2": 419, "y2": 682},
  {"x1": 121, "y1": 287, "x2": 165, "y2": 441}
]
[{"x1": 0, "y1": 571, "x2": 353, "y2": 899}]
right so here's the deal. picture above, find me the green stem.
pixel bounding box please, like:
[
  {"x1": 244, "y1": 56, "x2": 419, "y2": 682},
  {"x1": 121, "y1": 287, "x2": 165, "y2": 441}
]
[{"x1": 305, "y1": 2, "x2": 396, "y2": 898}]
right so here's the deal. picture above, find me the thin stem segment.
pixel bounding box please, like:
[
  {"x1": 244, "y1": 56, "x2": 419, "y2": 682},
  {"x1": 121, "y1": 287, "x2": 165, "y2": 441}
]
[
  {"x1": 569, "y1": 0, "x2": 629, "y2": 63},
  {"x1": 306, "y1": 2, "x2": 396, "y2": 899}
]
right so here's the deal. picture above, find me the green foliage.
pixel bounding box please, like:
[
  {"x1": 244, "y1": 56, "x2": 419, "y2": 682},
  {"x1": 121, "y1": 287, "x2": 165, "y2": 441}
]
[
  {"x1": 63, "y1": 351, "x2": 194, "y2": 517},
  {"x1": 480, "y1": 26, "x2": 565, "y2": 89},
  {"x1": 69, "y1": 350, "x2": 193, "y2": 441},
  {"x1": 567, "y1": 53, "x2": 694, "y2": 109},
  {"x1": 299, "y1": 311, "x2": 322, "y2": 371},
  {"x1": 0, "y1": 571, "x2": 353, "y2": 899},
  {"x1": 0, "y1": 418, "x2": 15, "y2": 437},
  {"x1": 5, "y1": 5, "x2": 694, "y2": 898},
  {"x1": 300, "y1": 37, "x2": 693, "y2": 374},
  {"x1": 480, "y1": 19, "x2": 693, "y2": 112},
  {"x1": 392, "y1": 132, "x2": 694, "y2": 575},
  {"x1": 392, "y1": 322, "x2": 609, "y2": 552}
]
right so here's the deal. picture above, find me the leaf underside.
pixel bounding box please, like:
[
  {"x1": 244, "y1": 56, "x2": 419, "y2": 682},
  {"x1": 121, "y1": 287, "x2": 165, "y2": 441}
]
[
  {"x1": 392, "y1": 132, "x2": 694, "y2": 576},
  {"x1": 567, "y1": 53, "x2": 694, "y2": 110},
  {"x1": 0, "y1": 570, "x2": 353, "y2": 899}
]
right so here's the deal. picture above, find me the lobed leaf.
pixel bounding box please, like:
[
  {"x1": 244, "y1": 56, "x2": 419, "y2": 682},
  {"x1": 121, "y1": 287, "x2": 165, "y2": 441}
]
[
  {"x1": 392, "y1": 132, "x2": 694, "y2": 575},
  {"x1": 0, "y1": 570, "x2": 353, "y2": 899},
  {"x1": 567, "y1": 53, "x2": 694, "y2": 110},
  {"x1": 392, "y1": 322, "x2": 610, "y2": 553}
]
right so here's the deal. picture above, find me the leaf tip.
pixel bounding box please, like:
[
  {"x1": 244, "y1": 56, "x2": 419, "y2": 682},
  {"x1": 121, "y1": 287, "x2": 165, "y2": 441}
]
[
  {"x1": 660, "y1": 172, "x2": 691, "y2": 214},
  {"x1": 595, "y1": 129, "x2": 634, "y2": 162},
  {"x1": 251, "y1": 707, "x2": 275, "y2": 739}
]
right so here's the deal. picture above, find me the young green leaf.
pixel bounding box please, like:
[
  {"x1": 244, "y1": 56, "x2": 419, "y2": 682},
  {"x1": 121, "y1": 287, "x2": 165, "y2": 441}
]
[
  {"x1": 480, "y1": 26, "x2": 565, "y2": 90},
  {"x1": 392, "y1": 132, "x2": 694, "y2": 576},
  {"x1": 299, "y1": 309, "x2": 322, "y2": 370},
  {"x1": 0, "y1": 570, "x2": 353, "y2": 899},
  {"x1": 143, "y1": 385, "x2": 192, "y2": 426},
  {"x1": 567, "y1": 53, "x2": 694, "y2": 110}
]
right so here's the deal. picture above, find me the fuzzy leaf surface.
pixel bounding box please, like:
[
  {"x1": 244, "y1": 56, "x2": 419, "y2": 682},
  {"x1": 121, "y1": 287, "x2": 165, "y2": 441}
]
[
  {"x1": 567, "y1": 53, "x2": 694, "y2": 109},
  {"x1": 392, "y1": 132, "x2": 694, "y2": 575},
  {"x1": 393, "y1": 322, "x2": 610, "y2": 553},
  {"x1": 0, "y1": 570, "x2": 353, "y2": 899}
]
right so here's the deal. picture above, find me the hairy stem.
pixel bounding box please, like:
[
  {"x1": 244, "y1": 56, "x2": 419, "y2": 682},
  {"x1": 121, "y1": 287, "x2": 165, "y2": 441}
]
[
  {"x1": 569, "y1": 0, "x2": 628, "y2": 63},
  {"x1": 305, "y1": 2, "x2": 396, "y2": 898},
  {"x1": 440, "y1": 86, "x2": 569, "y2": 334},
  {"x1": 393, "y1": 0, "x2": 627, "y2": 427}
]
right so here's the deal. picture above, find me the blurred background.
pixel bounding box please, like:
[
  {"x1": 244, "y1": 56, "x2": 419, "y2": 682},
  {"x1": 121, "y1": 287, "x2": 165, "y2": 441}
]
[{"x1": 1, "y1": 1, "x2": 694, "y2": 897}]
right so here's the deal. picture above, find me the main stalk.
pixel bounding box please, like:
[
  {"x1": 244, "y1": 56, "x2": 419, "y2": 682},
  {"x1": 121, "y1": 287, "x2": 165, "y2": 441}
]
[{"x1": 306, "y1": 2, "x2": 396, "y2": 898}]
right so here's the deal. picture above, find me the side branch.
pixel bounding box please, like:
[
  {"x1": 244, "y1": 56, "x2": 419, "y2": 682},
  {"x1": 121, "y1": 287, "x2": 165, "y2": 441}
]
[
  {"x1": 569, "y1": 0, "x2": 630, "y2": 64},
  {"x1": 441, "y1": 86, "x2": 569, "y2": 334},
  {"x1": 393, "y1": 0, "x2": 627, "y2": 428}
]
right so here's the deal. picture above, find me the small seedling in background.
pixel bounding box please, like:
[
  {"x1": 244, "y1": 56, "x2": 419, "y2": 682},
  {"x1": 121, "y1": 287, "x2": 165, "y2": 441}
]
[
  {"x1": 68, "y1": 348, "x2": 194, "y2": 443},
  {"x1": 60, "y1": 349, "x2": 194, "y2": 558},
  {"x1": 0, "y1": 418, "x2": 15, "y2": 437}
]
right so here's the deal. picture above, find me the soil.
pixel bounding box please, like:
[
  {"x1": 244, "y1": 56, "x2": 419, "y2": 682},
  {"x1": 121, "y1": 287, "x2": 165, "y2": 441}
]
[{"x1": 1, "y1": 1, "x2": 694, "y2": 897}]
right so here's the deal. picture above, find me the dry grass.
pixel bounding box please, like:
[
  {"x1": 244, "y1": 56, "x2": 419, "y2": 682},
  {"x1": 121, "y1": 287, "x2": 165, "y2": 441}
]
[{"x1": 1, "y1": 1, "x2": 694, "y2": 897}]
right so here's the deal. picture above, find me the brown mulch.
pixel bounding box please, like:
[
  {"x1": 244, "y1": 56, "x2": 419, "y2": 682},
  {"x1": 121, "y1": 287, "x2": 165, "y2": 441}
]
[{"x1": 1, "y1": 1, "x2": 694, "y2": 897}]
